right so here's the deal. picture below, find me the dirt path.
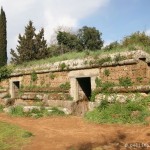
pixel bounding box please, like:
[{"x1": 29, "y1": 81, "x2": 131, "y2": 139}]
[{"x1": 0, "y1": 113, "x2": 150, "y2": 150}]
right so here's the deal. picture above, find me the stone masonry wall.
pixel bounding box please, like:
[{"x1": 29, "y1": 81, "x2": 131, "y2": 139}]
[
  {"x1": 99, "y1": 60, "x2": 149, "y2": 84},
  {"x1": 22, "y1": 71, "x2": 69, "y2": 87}
]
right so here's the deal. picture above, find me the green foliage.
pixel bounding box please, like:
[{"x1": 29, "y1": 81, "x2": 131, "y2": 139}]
[
  {"x1": 77, "y1": 26, "x2": 103, "y2": 50},
  {"x1": 0, "y1": 122, "x2": 32, "y2": 150},
  {"x1": 0, "y1": 8, "x2": 7, "y2": 67},
  {"x1": 0, "y1": 105, "x2": 4, "y2": 112},
  {"x1": 119, "y1": 77, "x2": 133, "y2": 87},
  {"x1": 22, "y1": 131, "x2": 33, "y2": 138},
  {"x1": 9, "y1": 106, "x2": 65, "y2": 118},
  {"x1": 103, "y1": 41, "x2": 120, "y2": 51},
  {"x1": 49, "y1": 73, "x2": 56, "y2": 80},
  {"x1": 85, "y1": 98, "x2": 150, "y2": 124},
  {"x1": 96, "y1": 57, "x2": 112, "y2": 65},
  {"x1": 57, "y1": 31, "x2": 81, "y2": 52},
  {"x1": 59, "y1": 62, "x2": 66, "y2": 70},
  {"x1": 90, "y1": 90, "x2": 99, "y2": 102},
  {"x1": 122, "y1": 31, "x2": 150, "y2": 47},
  {"x1": 136, "y1": 77, "x2": 143, "y2": 83},
  {"x1": 114, "y1": 54, "x2": 126, "y2": 62},
  {"x1": 0, "y1": 66, "x2": 12, "y2": 81},
  {"x1": 9, "y1": 106, "x2": 25, "y2": 117},
  {"x1": 31, "y1": 71, "x2": 38, "y2": 82},
  {"x1": 59, "y1": 82, "x2": 70, "y2": 90},
  {"x1": 95, "y1": 77, "x2": 102, "y2": 88},
  {"x1": 101, "y1": 81, "x2": 115, "y2": 92},
  {"x1": 10, "y1": 21, "x2": 48, "y2": 64},
  {"x1": 104, "y1": 69, "x2": 110, "y2": 76},
  {"x1": 92, "y1": 80, "x2": 115, "y2": 101},
  {"x1": 49, "y1": 107, "x2": 65, "y2": 116}
]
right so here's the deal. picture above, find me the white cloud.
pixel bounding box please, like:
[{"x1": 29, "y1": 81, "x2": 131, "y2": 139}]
[
  {"x1": 145, "y1": 29, "x2": 150, "y2": 36},
  {"x1": 0, "y1": 0, "x2": 110, "y2": 61}
]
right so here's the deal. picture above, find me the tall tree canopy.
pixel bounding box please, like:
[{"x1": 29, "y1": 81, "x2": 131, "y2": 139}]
[
  {"x1": 10, "y1": 21, "x2": 48, "y2": 64},
  {"x1": 0, "y1": 7, "x2": 7, "y2": 67},
  {"x1": 56, "y1": 26, "x2": 103, "y2": 53},
  {"x1": 77, "y1": 26, "x2": 103, "y2": 50}
]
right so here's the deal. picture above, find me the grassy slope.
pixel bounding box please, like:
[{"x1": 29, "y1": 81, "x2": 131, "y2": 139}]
[
  {"x1": 14, "y1": 45, "x2": 150, "y2": 69},
  {"x1": 14, "y1": 46, "x2": 133, "y2": 69},
  {"x1": 0, "y1": 121, "x2": 32, "y2": 150}
]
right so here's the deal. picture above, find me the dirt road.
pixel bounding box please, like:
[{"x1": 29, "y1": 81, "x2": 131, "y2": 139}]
[{"x1": 0, "y1": 113, "x2": 150, "y2": 150}]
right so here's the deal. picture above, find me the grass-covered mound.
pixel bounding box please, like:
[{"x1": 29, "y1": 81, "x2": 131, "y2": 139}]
[
  {"x1": 85, "y1": 97, "x2": 150, "y2": 124},
  {"x1": 0, "y1": 121, "x2": 32, "y2": 150}
]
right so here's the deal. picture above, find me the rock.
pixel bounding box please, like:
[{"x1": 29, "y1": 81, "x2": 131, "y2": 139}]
[
  {"x1": 131, "y1": 111, "x2": 140, "y2": 117},
  {"x1": 140, "y1": 93, "x2": 148, "y2": 97},
  {"x1": 23, "y1": 106, "x2": 41, "y2": 112},
  {"x1": 3, "y1": 107, "x2": 12, "y2": 113}
]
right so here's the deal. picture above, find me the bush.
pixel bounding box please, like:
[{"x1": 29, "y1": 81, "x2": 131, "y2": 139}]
[{"x1": 0, "y1": 66, "x2": 12, "y2": 81}]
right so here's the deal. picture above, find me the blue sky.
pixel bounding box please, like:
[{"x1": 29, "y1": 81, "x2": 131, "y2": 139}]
[
  {"x1": 80, "y1": 0, "x2": 150, "y2": 44},
  {"x1": 0, "y1": 0, "x2": 150, "y2": 60}
]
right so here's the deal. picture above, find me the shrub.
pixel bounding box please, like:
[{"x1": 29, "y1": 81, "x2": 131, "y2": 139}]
[{"x1": 0, "y1": 66, "x2": 12, "y2": 81}]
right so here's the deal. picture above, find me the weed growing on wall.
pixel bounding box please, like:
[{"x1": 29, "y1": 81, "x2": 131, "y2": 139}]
[
  {"x1": 104, "y1": 69, "x2": 110, "y2": 77},
  {"x1": 114, "y1": 54, "x2": 126, "y2": 62},
  {"x1": 59, "y1": 63, "x2": 66, "y2": 70},
  {"x1": 119, "y1": 77, "x2": 133, "y2": 87},
  {"x1": 31, "y1": 71, "x2": 38, "y2": 82},
  {"x1": 59, "y1": 82, "x2": 70, "y2": 90},
  {"x1": 49, "y1": 73, "x2": 56, "y2": 80},
  {"x1": 136, "y1": 77, "x2": 143, "y2": 83}
]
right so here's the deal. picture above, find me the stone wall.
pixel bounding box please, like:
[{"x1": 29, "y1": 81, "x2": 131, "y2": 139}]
[
  {"x1": 22, "y1": 71, "x2": 69, "y2": 87},
  {"x1": 99, "y1": 60, "x2": 149, "y2": 84}
]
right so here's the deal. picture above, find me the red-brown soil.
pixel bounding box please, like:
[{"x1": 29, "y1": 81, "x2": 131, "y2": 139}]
[{"x1": 0, "y1": 113, "x2": 150, "y2": 150}]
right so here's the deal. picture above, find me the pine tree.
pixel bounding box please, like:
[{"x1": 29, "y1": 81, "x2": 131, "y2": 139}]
[
  {"x1": 34, "y1": 28, "x2": 48, "y2": 59},
  {"x1": 0, "y1": 7, "x2": 7, "y2": 67},
  {"x1": 11, "y1": 21, "x2": 48, "y2": 64}
]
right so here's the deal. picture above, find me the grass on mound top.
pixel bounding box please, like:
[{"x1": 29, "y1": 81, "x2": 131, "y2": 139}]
[
  {"x1": 85, "y1": 97, "x2": 150, "y2": 124},
  {"x1": 0, "y1": 121, "x2": 32, "y2": 150}
]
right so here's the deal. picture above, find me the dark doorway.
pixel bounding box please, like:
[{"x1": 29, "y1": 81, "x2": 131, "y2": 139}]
[
  {"x1": 77, "y1": 77, "x2": 91, "y2": 100},
  {"x1": 13, "y1": 81, "x2": 20, "y2": 98}
]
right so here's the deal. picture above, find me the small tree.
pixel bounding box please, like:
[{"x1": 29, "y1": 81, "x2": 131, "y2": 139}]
[{"x1": 0, "y1": 7, "x2": 7, "y2": 67}]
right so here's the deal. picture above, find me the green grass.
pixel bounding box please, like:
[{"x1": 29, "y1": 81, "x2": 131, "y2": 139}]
[
  {"x1": 85, "y1": 97, "x2": 150, "y2": 124},
  {"x1": 0, "y1": 105, "x2": 4, "y2": 112},
  {"x1": 8, "y1": 106, "x2": 65, "y2": 118},
  {"x1": 0, "y1": 121, "x2": 32, "y2": 150},
  {"x1": 14, "y1": 46, "x2": 139, "y2": 69},
  {"x1": 12, "y1": 44, "x2": 150, "y2": 70}
]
